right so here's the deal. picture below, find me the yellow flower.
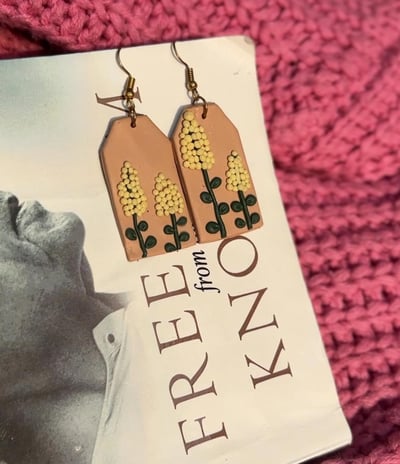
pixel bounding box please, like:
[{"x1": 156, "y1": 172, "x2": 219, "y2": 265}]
[
  {"x1": 153, "y1": 173, "x2": 184, "y2": 216},
  {"x1": 117, "y1": 161, "x2": 147, "y2": 216},
  {"x1": 179, "y1": 111, "x2": 215, "y2": 170},
  {"x1": 225, "y1": 151, "x2": 251, "y2": 192}
]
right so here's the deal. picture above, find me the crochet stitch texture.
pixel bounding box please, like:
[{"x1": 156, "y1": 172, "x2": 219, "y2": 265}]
[{"x1": 0, "y1": 1, "x2": 399, "y2": 462}]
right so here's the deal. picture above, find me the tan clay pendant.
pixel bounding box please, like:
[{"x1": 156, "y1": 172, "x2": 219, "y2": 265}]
[
  {"x1": 171, "y1": 103, "x2": 263, "y2": 243},
  {"x1": 100, "y1": 115, "x2": 196, "y2": 261}
]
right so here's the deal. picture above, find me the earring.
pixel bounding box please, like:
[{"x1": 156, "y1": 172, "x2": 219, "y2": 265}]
[
  {"x1": 96, "y1": 48, "x2": 196, "y2": 261},
  {"x1": 170, "y1": 42, "x2": 263, "y2": 243}
]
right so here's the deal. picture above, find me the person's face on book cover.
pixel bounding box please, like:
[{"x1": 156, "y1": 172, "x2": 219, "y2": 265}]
[
  {"x1": 0, "y1": 191, "x2": 114, "y2": 464},
  {"x1": 0, "y1": 191, "x2": 87, "y2": 284}
]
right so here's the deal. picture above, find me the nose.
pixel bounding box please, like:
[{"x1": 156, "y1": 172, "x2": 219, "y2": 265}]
[{"x1": 0, "y1": 191, "x2": 19, "y2": 235}]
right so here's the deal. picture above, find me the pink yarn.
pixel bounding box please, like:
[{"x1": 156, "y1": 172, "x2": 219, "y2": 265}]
[{"x1": 1, "y1": 1, "x2": 399, "y2": 462}]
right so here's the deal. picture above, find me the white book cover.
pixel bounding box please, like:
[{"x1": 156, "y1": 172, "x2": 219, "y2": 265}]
[{"x1": 0, "y1": 36, "x2": 351, "y2": 464}]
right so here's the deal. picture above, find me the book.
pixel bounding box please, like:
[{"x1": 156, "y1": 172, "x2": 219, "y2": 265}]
[{"x1": 0, "y1": 36, "x2": 351, "y2": 464}]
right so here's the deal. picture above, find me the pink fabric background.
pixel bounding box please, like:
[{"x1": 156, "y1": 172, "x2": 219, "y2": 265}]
[{"x1": 0, "y1": 1, "x2": 399, "y2": 462}]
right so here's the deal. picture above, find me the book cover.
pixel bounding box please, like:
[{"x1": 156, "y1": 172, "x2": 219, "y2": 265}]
[{"x1": 0, "y1": 36, "x2": 351, "y2": 464}]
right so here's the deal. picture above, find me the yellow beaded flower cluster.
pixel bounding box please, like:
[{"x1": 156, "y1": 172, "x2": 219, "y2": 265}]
[
  {"x1": 153, "y1": 173, "x2": 185, "y2": 216},
  {"x1": 226, "y1": 151, "x2": 251, "y2": 192},
  {"x1": 179, "y1": 111, "x2": 215, "y2": 170},
  {"x1": 117, "y1": 161, "x2": 148, "y2": 217}
]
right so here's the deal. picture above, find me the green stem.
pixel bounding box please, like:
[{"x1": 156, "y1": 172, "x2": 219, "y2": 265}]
[
  {"x1": 133, "y1": 214, "x2": 147, "y2": 257},
  {"x1": 202, "y1": 169, "x2": 226, "y2": 238},
  {"x1": 171, "y1": 213, "x2": 181, "y2": 250},
  {"x1": 239, "y1": 190, "x2": 252, "y2": 229}
]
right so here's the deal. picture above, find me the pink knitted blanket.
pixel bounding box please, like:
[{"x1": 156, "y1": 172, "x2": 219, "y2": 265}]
[{"x1": 0, "y1": 1, "x2": 399, "y2": 462}]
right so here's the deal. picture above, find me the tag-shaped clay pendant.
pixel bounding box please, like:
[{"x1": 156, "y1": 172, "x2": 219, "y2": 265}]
[
  {"x1": 171, "y1": 103, "x2": 263, "y2": 243},
  {"x1": 100, "y1": 116, "x2": 196, "y2": 261}
]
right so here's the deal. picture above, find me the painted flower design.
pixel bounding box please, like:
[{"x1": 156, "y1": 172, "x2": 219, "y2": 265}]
[
  {"x1": 178, "y1": 111, "x2": 228, "y2": 238},
  {"x1": 179, "y1": 111, "x2": 215, "y2": 170},
  {"x1": 153, "y1": 173, "x2": 184, "y2": 216},
  {"x1": 152, "y1": 172, "x2": 190, "y2": 252},
  {"x1": 117, "y1": 161, "x2": 156, "y2": 257},
  {"x1": 226, "y1": 151, "x2": 260, "y2": 230},
  {"x1": 225, "y1": 151, "x2": 251, "y2": 192},
  {"x1": 117, "y1": 161, "x2": 147, "y2": 216}
]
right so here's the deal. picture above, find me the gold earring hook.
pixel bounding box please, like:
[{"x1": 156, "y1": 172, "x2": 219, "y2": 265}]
[
  {"x1": 117, "y1": 48, "x2": 141, "y2": 127},
  {"x1": 96, "y1": 47, "x2": 142, "y2": 128},
  {"x1": 171, "y1": 41, "x2": 208, "y2": 118},
  {"x1": 116, "y1": 47, "x2": 132, "y2": 78},
  {"x1": 171, "y1": 41, "x2": 190, "y2": 70}
]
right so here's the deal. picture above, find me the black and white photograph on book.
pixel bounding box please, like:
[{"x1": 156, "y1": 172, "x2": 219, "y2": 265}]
[{"x1": 0, "y1": 37, "x2": 351, "y2": 464}]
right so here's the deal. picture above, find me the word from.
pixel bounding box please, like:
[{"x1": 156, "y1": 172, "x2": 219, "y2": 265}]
[{"x1": 192, "y1": 249, "x2": 221, "y2": 293}]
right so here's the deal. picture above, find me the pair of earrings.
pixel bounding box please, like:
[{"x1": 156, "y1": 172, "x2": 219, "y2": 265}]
[{"x1": 96, "y1": 42, "x2": 263, "y2": 261}]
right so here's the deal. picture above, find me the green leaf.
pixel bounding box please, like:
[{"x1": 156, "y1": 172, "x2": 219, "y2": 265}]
[
  {"x1": 246, "y1": 194, "x2": 257, "y2": 206},
  {"x1": 251, "y1": 212, "x2": 261, "y2": 225},
  {"x1": 145, "y1": 235, "x2": 157, "y2": 249},
  {"x1": 210, "y1": 177, "x2": 222, "y2": 189},
  {"x1": 231, "y1": 200, "x2": 243, "y2": 212},
  {"x1": 200, "y1": 191, "x2": 213, "y2": 203},
  {"x1": 235, "y1": 218, "x2": 246, "y2": 229},
  {"x1": 179, "y1": 231, "x2": 190, "y2": 242},
  {"x1": 218, "y1": 202, "x2": 229, "y2": 215},
  {"x1": 177, "y1": 216, "x2": 187, "y2": 226},
  {"x1": 125, "y1": 228, "x2": 137, "y2": 240},
  {"x1": 206, "y1": 221, "x2": 220, "y2": 234},
  {"x1": 138, "y1": 220, "x2": 148, "y2": 231},
  {"x1": 163, "y1": 224, "x2": 174, "y2": 235},
  {"x1": 165, "y1": 242, "x2": 177, "y2": 253}
]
